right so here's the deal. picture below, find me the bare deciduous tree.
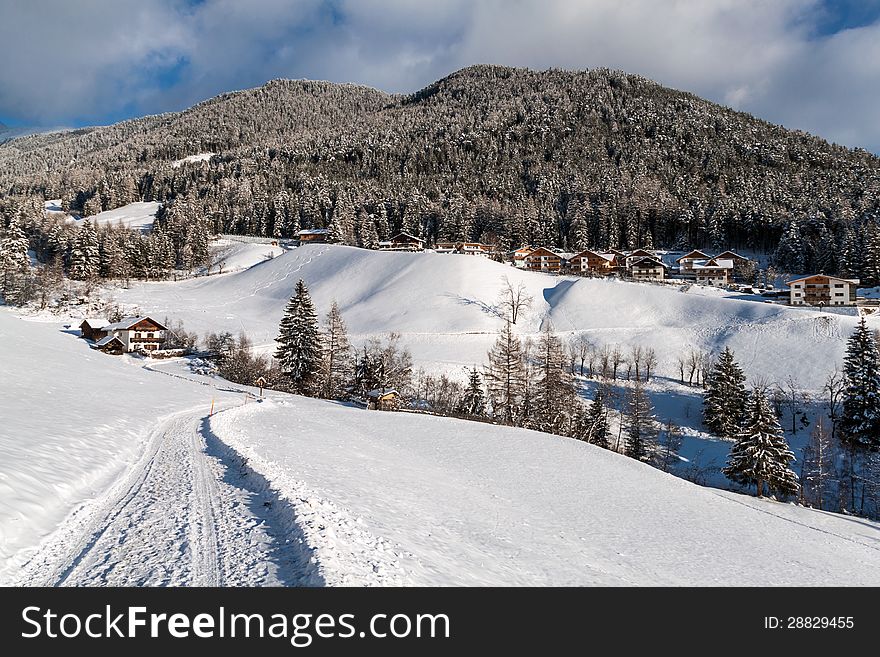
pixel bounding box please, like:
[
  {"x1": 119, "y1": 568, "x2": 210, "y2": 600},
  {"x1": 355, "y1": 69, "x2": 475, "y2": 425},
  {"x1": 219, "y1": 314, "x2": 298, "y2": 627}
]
[{"x1": 496, "y1": 276, "x2": 533, "y2": 325}]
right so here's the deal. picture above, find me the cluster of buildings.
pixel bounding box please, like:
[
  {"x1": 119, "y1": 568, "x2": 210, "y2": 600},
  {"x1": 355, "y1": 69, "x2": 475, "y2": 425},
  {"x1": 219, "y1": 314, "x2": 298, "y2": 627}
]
[{"x1": 295, "y1": 229, "x2": 863, "y2": 308}]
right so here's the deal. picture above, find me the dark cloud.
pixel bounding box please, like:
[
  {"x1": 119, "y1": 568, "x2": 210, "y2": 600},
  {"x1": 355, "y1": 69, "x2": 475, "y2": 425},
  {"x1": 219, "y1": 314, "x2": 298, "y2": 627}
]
[{"x1": 0, "y1": 0, "x2": 878, "y2": 152}]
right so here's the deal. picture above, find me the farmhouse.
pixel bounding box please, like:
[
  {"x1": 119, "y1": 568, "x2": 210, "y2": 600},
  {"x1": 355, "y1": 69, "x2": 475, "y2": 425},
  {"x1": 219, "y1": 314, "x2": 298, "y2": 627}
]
[
  {"x1": 296, "y1": 228, "x2": 331, "y2": 243},
  {"x1": 676, "y1": 250, "x2": 711, "y2": 274},
  {"x1": 378, "y1": 233, "x2": 424, "y2": 252},
  {"x1": 367, "y1": 388, "x2": 401, "y2": 411},
  {"x1": 435, "y1": 242, "x2": 494, "y2": 256},
  {"x1": 692, "y1": 258, "x2": 734, "y2": 287},
  {"x1": 786, "y1": 275, "x2": 859, "y2": 307},
  {"x1": 101, "y1": 316, "x2": 168, "y2": 352},
  {"x1": 523, "y1": 247, "x2": 564, "y2": 272},
  {"x1": 625, "y1": 249, "x2": 657, "y2": 268},
  {"x1": 512, "y1": 246, "x2": 534, "y2": 267},
  {"x1": 568, "y1": 249, "x2": 617, "y2": 275},
  {"x1": 628, "y1": 256, "x2": 666, "y2": 281}
]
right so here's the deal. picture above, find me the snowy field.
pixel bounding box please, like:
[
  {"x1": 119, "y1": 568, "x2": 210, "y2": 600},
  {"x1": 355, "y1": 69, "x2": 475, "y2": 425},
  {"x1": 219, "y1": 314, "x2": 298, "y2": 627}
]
[
  {"x1": 171, "y1": 152, "x2": 215, "y2": 168},
  {"x1": 50, "y1": 199, "x2": 161, "y2": 232},
  {"x1": 209, "y1": 395, "x2": 880, "y2": 586},
  {"x1": 108, "y1": 244, "x2": 869, "y2": 389},
  {"x1": 207, "y1": 238, "x2": 286, "y2": 274}
]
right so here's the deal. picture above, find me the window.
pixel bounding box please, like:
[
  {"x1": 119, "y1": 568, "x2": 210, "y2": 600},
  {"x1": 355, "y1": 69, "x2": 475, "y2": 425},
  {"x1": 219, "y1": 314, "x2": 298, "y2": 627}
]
[{"x1": 834, "y1": 283, "x2": 844, "y2": 288}]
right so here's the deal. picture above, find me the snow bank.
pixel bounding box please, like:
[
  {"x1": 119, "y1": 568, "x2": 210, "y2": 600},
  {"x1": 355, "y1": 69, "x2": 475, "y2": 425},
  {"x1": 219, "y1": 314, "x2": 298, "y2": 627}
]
[
  {"x1": 0, "y1": 311, "x2": 240, "y2": 581},
  {"x1": 210, "y1": 396, "x2": 880, "y2": 586}
]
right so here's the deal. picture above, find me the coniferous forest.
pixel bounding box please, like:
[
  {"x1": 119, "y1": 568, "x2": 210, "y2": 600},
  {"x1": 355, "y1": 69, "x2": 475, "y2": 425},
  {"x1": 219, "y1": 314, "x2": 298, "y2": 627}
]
[{"x1": 2, "y1": 65, "x2": 880, "y2": 283}]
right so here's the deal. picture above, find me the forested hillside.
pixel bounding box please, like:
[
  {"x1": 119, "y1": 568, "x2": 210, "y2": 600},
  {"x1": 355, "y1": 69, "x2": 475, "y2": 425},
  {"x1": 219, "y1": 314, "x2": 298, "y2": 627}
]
[{"x1": 2, "y1": 65, "x2": 880, "y2": 280}]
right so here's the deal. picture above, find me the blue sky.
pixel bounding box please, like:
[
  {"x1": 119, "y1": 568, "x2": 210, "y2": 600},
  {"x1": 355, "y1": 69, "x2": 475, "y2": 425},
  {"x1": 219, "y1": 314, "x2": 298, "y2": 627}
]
[{"x1": 1, "y1": 0, "x2": 879, "y2": 153}]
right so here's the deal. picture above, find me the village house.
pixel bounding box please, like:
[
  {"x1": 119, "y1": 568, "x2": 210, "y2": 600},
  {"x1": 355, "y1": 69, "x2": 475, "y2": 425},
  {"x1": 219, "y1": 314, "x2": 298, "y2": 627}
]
[
  {"x1": 692, "y1": 258, "x2": 734, "y2": 287},
  {"x1": 786, "y1": 275, "x2": 860, "y2": 307},
  {"x1": 79, "y1": 318, "x2": 110, "y2": 341},
  {"x1": 523, "y1": 247, "x2": 564, "y2": 273},
  {"x1": 366, "y1": 388, "x2": 401, "y2": 411},
  {"x1": 81, "y1": 316, "x2": 168, "y2": 353},
  {"x1": 512, "y1": 246, "x2": 534, "y2": 267},
  {"x1": 296, "y1": 228, "x2": 331, "y2": 244},
  {"x1": 378, "y1": 232, "x2": 424, "y2": 252},
  {"x1": 628, "y1": 256, "x2": 667, "y2": 281},
  {"x1": 435, "y1": 241, "x2": 494, "y2": 256},
  {"x1": 624, "y1": 248, "x2": 657, "y2": 269},
  {"x1": 676, "y1": 250, "x2": 711, "y2": 275},
  {"x1": 568, "y1": 249, "x2": 617, "y2": 275}
]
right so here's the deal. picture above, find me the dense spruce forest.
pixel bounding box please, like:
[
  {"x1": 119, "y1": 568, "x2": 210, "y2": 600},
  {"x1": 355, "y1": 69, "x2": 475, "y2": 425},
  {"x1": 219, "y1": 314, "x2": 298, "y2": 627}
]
[{"x1": 2, "y1": 65, "x2": 880, "y2": 283}]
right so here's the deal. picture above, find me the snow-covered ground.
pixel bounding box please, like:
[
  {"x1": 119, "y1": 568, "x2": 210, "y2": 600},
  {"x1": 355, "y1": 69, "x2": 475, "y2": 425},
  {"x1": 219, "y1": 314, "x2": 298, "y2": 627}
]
[
  {"x1": 171, "y1": 152, "x2": 215, "y2": 168},
  {"x1": 65, "y1": 201, "x2": 160, "y2": 232},
  {"x1": 108, "y1": 244, "x2": 868, "y2": 389},
  {"x1": 207, "y1": 238, "x2": 286, "y2": 275},
  {"x1": 207, "y1": 395, "x2": 880, "y2": 585}
]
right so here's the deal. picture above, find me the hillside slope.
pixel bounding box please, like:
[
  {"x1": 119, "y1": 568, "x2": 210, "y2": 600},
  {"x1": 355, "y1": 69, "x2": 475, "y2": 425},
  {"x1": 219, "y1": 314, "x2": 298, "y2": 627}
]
[
  {"x1": 209, "y1": 394, "x2": 880, "y2": 586},
  {"x1": 109, "y1": 244, "x2": 864, "y2": 386}
]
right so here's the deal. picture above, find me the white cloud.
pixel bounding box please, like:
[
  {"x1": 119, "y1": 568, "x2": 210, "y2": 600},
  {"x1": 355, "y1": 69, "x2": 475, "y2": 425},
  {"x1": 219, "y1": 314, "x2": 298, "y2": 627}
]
[{"x1": 1, "y1": 0, "x2": 879, "y2": 152}]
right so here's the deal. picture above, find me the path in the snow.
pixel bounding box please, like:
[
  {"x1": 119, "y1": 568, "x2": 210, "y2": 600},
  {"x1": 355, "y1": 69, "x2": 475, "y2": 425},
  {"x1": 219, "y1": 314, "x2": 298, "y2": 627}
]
[{"x1": 13, "y1": 407, "x2": 322, "y2": 587}]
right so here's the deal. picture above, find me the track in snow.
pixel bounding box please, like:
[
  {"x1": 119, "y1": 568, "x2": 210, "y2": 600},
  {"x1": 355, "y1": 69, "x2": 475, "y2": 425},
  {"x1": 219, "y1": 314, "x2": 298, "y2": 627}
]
[{"x1": 14, "y1": 407, "x2": 323, "y2": 587}]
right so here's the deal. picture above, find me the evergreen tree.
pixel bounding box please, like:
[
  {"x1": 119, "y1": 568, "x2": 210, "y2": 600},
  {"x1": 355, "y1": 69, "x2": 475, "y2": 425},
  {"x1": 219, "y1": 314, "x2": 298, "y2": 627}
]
[
  {"x1": 702, "y1": 347, "x2": 747, "y2": 440},
  {"x1": 624, "y1": 380, "x2": 658, "y2": 460},
  {"x1": 581, "y1": 387, "x2": 610, "y2": 448},
  {"x1": 0, "y1": 217, "x2": 31, "y2": 303},
  {"x1": 274, "y1": 279, "x2": 322, "y2": 395},
  {"x1": 840, "y1": 317, "x2": 880, "y2": 450},
  {"x1": 459, "y1": 367, "x2": 486, "y2": 416},
  {"x1": 530, "y1": 325, "x2": 577, "y2": 434},
  {"x1": 320, "y1": 301, "x2": 353, "y2": 399},
  {"x1": 723, "y1": 388, "x2": 799, "y2": 497},
  {"x1": 68, "y1": 219, "x2": 100, "y2": 280},
  {"x1": 484, "y1": 321, "x2": 527, "y2": 425}
]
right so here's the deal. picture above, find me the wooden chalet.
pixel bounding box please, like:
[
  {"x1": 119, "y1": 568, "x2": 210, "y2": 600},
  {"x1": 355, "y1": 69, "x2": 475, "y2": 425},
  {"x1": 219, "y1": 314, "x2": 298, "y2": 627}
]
[
  {"x1": 434, "y1": 241, "x2": 494, "y2": 256},
  {"x1": 568, "y1": 249, "x2": 617, "y2": 275},
  {"x1": 512, "y1": 246, "x2": 534, "y2": 267},
  {"x1": 714, "y1": 250, "x2": 748, "y2": 263},
  {"x1": 628, "y1": 256, "x2": 666, "y2": 281},
  {"x1": 94, "y1": 334, "x2": 125, "y2": 355},
  {"x1": 79, "y1": 318, "x2": 110, "y2": 341},
  {"x1": 523, "y1": 247, "x2": 564, "y2": 273},
  {"x1": 99, "y1": 316, "x2": 168, "y2": 352},
  {"x1": 296, "y1": 228, "x2": 331, "y2": 243},
  {"x1": 692, "y1": 258, "x2": 734, "y2": 287},
  {"x1": 676, "y1": 250, "x2": 711, "y2": 274},
  {"x1": 378, "y1": 233, "x2": 424, "y2": 252},
  {"x1": 624, "y1": 248, "x2": 657, "y2": 269},
  {"x1": 786, "y1": 275, "x2": 860, "y2": 307},
  {"x1": 367, "y1": 388, "x2": 401, "y2": 411}
]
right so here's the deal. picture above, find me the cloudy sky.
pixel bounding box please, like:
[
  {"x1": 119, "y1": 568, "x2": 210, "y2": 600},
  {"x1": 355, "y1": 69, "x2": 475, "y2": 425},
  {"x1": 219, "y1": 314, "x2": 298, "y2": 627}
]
[{"x1": 1, "y1": 0, "x2": 879, "y2": 152}]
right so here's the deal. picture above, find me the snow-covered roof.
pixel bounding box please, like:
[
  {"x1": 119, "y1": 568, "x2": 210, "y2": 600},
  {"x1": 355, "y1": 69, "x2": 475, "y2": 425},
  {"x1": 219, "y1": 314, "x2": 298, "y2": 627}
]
[
  {"x1": 571, "y1": 249, "x2": 614, "y2": 262},
  {"x1": 692, "y1": 258, "x2": 734, "y2": 271},
  {"x1": 80, "y1": 317, "x2": 109, "y2": 329},
  {"x1": 103, "y1": 316, "x2": 167, "y2": 331},
  {"x1": 367, "y1": 388, "x2": 399, "y2": 398},
  {"x1": 676, "y1": 250, "x2": 710, "y2": 263},
  {"x1": 297, "y1": 228, "x2": 330, "y2": 236},
  {"x1": 95, "y1": 335, "x2": 123, "y2": 347},
  {"x1": 629, "y1": 256, "x2": 666, "y2": 268},
  {"x1": 785, "y1": 274, "x2": 860, "y2": 286},
  {"x1": 389, "y1": 232, "x2": 423, "y2": 243}
]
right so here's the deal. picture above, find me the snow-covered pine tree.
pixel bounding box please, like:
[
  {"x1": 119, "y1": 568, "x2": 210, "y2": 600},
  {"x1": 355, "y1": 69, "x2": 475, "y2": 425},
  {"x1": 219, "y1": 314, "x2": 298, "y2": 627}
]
[
  {"x1": 773, "y1": 221, "x2": 805, "y2": 273},
  {"x1": 68, "y1": 219, "x2": 100, "y2": 280},
  {"x1": 723, "y1": 388, "x2": 799, "y2": 498},
  {"x1": 657, "y1": 418, "x2": 683, "y2": 472},
  {"x1": 840, "y1": 317, "x2": 880, "y2": 450},
  {"x1": 320, "y1": 300, "x2": 352, "y2": 399},
  {"x1": 702, "y1": 347, "x2": 747, "y2": 440},
  {"x1": 484, "y1": 320, "x2": 527, "y2": 425},
  {"x1": 459, "y1": 367, "x2": 487, "y2": 416},
  {"x1": 583, "y1": 387, "x2": 611, "y2": 448},
  {"x1": 529, "y1": 325, "x2": 576, "y2": 435},
  {"x1": 0, "y1": 217, "x2": 31, "y2": 303},
  {"x1": 624, "y1": 380, "x2": 658, "y2": 461},
  {"x1": 274, "y1": 279, "x2": 322, "y2": 395}
]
